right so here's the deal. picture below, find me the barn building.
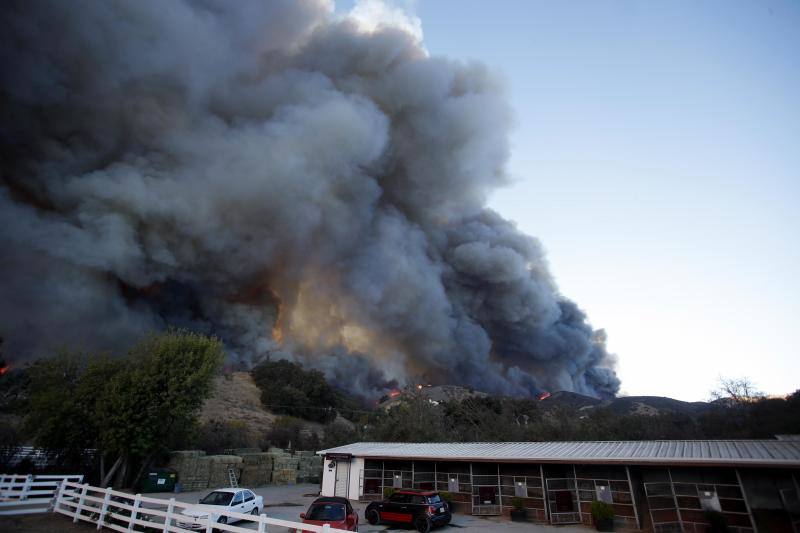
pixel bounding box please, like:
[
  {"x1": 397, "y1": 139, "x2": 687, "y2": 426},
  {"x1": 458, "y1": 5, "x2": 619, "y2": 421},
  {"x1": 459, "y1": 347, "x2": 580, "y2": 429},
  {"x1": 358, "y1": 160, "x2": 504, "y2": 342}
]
[{"x1": 318, "y1": 439, "x2": 800, "y2": 532}]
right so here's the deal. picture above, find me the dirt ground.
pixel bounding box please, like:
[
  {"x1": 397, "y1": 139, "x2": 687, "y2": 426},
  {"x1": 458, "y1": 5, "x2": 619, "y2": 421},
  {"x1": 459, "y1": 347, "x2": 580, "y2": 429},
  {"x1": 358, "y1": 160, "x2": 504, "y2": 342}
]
[{"x1": 0, "y1": 483, "x2": 592, "y2": 533}]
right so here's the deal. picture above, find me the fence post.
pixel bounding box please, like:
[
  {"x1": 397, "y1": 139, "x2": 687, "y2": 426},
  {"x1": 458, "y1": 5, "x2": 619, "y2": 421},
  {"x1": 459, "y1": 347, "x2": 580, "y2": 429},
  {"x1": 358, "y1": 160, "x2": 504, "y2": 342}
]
[
  {"x1": 97, "y1": 486, "x2": 112, "y2": 529},
  {"x1": 21, "y1": 474, "x2": 33, "y2": 500},
  {"x1": 126, "y1": 493, "x2": 141, "y2": 532},
  {"x1": 51, "y1": 479, "x2": 67, "y2": 513},
  {"x1": 74, "y1": 483, "x2": 89, "y2": 523},
  {"x1": 322, "y1": 524, "x2": 331, "y2": 532},
  {"x1": 257, "y1": 513, "x2": 268, "y2": 533},
  {"x1": 162, "y1": 497, "x2": 175, "y2": 533},
  {"x1": 205, "y1": 513, "x2": 214, "y2": 533}
]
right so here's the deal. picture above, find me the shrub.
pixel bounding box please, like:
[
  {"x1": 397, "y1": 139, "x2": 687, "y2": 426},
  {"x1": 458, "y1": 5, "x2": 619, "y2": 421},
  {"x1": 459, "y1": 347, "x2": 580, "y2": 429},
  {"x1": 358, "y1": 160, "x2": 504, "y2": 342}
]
[
  {"x1": 383, "y1": 487, "x2": 395, "y2": 498},
  {"x1": 591, "y1": 500, "x2": 614, "y2": 521},
  {"x1": 510, "y1": 496, "x2": 525, "y2": 510},
  {"x1": 439, "y1": 491, "x2": 453, "y2": 503}
]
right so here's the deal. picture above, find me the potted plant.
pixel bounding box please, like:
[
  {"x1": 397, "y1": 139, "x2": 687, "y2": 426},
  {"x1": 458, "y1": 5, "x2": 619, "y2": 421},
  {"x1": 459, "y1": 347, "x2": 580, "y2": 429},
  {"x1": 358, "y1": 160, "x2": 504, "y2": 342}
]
[
  {"x1": 382, "y1": 487, "x2": 395, "y2": 499},
  {"x1": 510, "y1": 497, "x2": 527, "y2": 522},
  {"x1": 591, "y1": 500, "x2": 614, "y2": 531},
  {"x1": 704, "y1": 510, "x2": 730, "y2": 533}
]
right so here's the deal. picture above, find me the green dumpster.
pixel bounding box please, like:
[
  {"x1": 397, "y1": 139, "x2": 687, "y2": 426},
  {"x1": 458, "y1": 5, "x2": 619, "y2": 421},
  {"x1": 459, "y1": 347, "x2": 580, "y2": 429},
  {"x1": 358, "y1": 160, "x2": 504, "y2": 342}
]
[{"x1": 140, "y1": 468, "x2": 177, "y2": 493}]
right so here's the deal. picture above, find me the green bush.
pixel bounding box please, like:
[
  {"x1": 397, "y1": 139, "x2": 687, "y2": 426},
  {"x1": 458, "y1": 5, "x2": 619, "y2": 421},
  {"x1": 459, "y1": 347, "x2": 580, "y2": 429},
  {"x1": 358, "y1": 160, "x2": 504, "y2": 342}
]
[
  {"x1": 251, "y1": 360, "x2": 341, "y2": 423},
  {"x1": 591, "y1": 500, "x2": 614, "y2": 521},
  {"x1": 439, "y1": 491, "x2": 453, "y2": 503},
  {"x1": 510, "y1": 496, "x2": 525, "y2": 510},
  {"x1": 383, "y1": 487, "x2": 395, "y2": 498}
]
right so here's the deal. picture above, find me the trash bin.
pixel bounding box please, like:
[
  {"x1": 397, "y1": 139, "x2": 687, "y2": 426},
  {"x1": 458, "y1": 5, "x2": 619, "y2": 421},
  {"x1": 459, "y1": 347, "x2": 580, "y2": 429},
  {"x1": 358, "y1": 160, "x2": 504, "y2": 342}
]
[{"x1": 140, "y1": 468, "x2": 177, "y2": 493}]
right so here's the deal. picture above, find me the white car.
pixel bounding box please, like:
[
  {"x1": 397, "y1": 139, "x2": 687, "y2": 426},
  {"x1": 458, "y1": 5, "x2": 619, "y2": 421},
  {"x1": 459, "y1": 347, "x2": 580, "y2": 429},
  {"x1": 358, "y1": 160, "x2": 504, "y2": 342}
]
[{"x1": 178, "y1": 488, "x2": 264, "y2": 530}]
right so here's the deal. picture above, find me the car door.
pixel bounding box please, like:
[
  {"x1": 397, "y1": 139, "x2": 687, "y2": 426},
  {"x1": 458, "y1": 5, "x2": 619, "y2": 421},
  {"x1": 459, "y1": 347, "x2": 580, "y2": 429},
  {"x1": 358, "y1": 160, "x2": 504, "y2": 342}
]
[
  {"x1": 410, "y1": 495, "x2": 427, "y2": 520},
  {"x1": 230, "y1": 490, "x2": 245, "y2": 517},
  {"x1": 382, "y1": 492, "x2": 412, "y2": 523},
  {"x1": 243, "y1": 490, "x2": 256, "y2": 513}
]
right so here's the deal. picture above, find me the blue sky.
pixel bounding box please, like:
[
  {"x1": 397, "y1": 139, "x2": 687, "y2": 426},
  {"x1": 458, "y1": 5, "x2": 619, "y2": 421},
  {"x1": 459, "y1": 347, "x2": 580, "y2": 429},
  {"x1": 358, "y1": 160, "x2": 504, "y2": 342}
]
[{"x1": 340, "y1": 1, "x2": 800, "y2": 400}]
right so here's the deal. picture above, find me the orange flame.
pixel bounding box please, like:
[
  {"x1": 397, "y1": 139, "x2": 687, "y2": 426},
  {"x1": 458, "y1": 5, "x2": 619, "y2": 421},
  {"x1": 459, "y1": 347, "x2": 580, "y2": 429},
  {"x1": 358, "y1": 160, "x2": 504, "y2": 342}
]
[{"x1": 537, "y1": 391, "x2": 551, "y2": 401}]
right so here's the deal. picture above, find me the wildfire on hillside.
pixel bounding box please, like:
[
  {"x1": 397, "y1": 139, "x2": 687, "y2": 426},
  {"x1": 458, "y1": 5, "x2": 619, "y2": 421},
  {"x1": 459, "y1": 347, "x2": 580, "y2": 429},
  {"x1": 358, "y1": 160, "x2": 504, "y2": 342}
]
[{"x1": 538, "y1": 391, "x2": 551, "y2": 401}]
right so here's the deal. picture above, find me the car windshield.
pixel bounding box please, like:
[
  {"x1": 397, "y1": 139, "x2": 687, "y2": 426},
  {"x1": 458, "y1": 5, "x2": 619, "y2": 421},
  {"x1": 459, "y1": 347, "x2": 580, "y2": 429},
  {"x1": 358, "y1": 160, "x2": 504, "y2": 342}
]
[
  {"x1": 428, "y1": 495, "x2": 441, "y2": 504},
  {"x1": 307, "y1": 503, "x2": 346, "y2": 521},
  {"x1": 199, "y1": 491, "x2": 233, "y2": 506}
]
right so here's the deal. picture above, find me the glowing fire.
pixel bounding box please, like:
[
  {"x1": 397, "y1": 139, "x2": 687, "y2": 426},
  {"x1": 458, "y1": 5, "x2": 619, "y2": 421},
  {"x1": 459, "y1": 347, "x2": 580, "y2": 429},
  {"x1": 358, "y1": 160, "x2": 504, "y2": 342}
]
[
  {"x1": 537, "y1": 391, "x2": 551, "y2": 401},
  {"x1": 389, "y1": 389, "x2": 401, "y2": 398},
  {"x1": 0, "y1": 365, "x2": 9, "y2": 377}
]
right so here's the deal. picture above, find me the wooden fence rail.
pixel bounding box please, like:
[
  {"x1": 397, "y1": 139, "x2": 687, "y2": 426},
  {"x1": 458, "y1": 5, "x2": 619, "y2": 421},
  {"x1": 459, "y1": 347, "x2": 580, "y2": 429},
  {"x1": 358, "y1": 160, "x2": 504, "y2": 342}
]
[
  {"x1": 52, "y1": 480, "x2": 350, "y2": 532},
  {"x1": 0, "y1": 473, "x2": 84, "y2": 515}
]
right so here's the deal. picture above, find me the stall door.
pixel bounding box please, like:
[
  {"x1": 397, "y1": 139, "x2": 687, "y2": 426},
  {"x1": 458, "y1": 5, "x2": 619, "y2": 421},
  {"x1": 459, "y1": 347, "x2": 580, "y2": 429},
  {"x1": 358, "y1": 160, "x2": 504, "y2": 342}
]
[{"x1": 334, "y1": 460, "x2": 350, "y2": 498}]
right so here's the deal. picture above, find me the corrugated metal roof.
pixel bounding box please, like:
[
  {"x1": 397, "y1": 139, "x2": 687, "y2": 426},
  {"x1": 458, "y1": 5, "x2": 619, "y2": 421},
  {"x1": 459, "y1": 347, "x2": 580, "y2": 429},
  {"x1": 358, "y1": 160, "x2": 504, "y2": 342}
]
[{"x1": 317, "y1": 441, "x2": 800, "y2": 467}]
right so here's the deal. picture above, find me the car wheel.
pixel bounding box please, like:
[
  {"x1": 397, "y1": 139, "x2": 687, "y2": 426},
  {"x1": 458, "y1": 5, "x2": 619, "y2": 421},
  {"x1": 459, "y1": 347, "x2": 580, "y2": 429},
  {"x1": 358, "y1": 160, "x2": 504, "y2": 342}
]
[
  {"x1": 415, "y1": 517, "x2": 432, "y2": 533},
  {"x1": 212, "y1": 516, "x2": 227, "y2": 533},
  {"x1": 251, "y1": 507, "x2": 259, "y2": 515},
  {"x1": 366, "y1": 509, "x2": 380, "y2": 525}
]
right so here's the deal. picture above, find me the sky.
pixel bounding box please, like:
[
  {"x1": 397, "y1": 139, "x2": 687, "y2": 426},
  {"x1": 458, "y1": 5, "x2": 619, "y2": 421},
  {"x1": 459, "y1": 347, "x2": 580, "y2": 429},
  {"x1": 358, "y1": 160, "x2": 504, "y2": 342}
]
[{"x1": 339, "y1": 0, "x2": 800, "y2": 401}]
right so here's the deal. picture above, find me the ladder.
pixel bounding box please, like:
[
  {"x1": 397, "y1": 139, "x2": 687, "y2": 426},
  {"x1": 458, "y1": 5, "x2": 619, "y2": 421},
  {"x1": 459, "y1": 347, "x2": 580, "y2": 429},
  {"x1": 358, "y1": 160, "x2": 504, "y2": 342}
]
[{"x1": 227, "y1": 467, "x2": 238, "y2": 488}]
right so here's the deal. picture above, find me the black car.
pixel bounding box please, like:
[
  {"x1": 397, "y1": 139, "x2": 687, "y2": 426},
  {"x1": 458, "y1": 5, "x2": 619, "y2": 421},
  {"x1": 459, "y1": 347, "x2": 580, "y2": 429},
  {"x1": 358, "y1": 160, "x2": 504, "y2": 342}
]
[{"x1": 365, "y1": 489, "x2": 451, "y2": 532}]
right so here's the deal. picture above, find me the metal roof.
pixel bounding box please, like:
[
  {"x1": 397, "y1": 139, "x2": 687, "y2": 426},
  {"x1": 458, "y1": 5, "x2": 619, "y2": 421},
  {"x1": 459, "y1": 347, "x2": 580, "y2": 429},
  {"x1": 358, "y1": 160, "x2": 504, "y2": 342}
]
[{"x1": 318, "y1": 441, "x2": 800, "y2": 467}]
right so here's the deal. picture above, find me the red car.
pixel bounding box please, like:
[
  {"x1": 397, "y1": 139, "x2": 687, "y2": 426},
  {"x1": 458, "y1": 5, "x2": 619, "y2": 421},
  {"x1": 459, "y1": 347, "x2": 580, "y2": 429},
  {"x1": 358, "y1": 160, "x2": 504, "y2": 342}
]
[{"x1": 298, "y1": 496, "x2": 359, "y2": 531}]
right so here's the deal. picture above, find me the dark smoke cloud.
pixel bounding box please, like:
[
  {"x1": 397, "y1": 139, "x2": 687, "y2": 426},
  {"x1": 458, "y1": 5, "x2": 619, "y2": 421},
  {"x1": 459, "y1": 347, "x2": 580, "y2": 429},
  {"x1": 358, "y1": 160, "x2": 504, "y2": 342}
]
[{"x1": 0, "y1": 0, "x2": 620, "y2": 398}]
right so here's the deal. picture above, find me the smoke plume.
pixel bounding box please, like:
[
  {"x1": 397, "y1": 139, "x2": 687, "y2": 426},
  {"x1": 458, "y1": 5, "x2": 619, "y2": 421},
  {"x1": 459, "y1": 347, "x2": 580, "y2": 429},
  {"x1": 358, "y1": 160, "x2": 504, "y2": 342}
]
[{"x1": 0, "y1": 0, "x2": 620, "y2": 398}]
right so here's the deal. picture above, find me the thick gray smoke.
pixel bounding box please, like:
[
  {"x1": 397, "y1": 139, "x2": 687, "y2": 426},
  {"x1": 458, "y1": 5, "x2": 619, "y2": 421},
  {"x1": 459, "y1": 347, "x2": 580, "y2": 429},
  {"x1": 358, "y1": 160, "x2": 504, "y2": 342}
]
[{"x1": 0, "y1": 0, "x2": 620, "y2": 398}]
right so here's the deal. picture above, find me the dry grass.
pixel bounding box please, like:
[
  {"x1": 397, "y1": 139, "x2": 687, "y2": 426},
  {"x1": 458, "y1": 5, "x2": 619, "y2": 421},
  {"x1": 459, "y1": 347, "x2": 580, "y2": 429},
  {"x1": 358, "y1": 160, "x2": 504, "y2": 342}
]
[{"x1": 199, "y1": 371, "x2": 276, "y2": 441}]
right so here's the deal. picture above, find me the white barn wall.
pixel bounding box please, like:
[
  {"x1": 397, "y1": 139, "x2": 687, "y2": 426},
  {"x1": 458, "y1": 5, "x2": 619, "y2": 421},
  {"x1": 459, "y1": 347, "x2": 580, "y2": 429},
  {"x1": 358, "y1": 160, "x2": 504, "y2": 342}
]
[
  {"x1": 321, "y1": 457, "x2": 336, "y2": 497},
  {"x1": 348, "y1": 457, "x2": 364, "y2": 500}
]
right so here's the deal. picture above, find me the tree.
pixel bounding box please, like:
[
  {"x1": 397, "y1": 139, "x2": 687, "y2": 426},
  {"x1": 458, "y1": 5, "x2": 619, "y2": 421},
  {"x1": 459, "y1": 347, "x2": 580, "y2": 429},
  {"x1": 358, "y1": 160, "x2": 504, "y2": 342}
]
[
  {"x1": 710, "y1": 376, "x2": 764, "y2": 405},
  {"x1": 371, "y1": 395, "x2": 446, "y2": 442},
  {"x1": 24, "y1": 352, "x2": 121, "y2": 467},
  {"x1": 250, "y1": 360, "x2": 340, "y2": 423},
  {"x1": 96, "y1": 330, "x2": 223, "y2": 486}
]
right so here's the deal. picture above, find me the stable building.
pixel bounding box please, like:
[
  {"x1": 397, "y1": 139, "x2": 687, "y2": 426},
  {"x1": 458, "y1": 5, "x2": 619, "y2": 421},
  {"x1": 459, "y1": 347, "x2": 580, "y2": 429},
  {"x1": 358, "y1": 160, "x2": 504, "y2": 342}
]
[{"x1": 318, "y1": 440, "x2": 800, "y2": 532}]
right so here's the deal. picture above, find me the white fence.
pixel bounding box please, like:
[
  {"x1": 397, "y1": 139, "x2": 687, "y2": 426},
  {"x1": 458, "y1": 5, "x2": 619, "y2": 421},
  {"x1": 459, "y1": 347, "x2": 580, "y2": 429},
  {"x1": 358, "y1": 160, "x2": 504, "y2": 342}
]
[
  {"x1": 53, "y1": 479, "x2": 351, "y2": 532},
  {"x1": 0, "y1": 474, "x2": 84, "y2": 515}
]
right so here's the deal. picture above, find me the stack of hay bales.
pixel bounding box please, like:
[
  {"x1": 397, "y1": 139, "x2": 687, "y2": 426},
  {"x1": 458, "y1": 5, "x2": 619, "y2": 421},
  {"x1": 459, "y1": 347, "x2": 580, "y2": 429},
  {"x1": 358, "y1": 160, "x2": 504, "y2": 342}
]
[
  {"x1": 238, "y1": 452, "x2": 274, "y2": 487},
  {"x1": 296, "y1": 451, "x2": 323, "y2": 484},
  {"x1": 268, "y1": 449, "x2": 300, "y2": 485},
  {"x1": 206, "y1": 455, "x2": 244, "y2": 488},
  {"x1": 167, "y1": 452, "x2": 244, "y2": 491},
  {"x1": 168, "y1": 448, "x2": 322, "y2": 489},
  {"x1": 167, "y1": 450, "x2": 209, "y2": 492}
]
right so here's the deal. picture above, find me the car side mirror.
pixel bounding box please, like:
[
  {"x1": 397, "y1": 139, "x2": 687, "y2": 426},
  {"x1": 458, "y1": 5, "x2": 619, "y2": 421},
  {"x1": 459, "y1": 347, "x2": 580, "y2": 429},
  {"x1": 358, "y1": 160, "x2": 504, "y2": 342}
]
[{"x1": 300, "y1": 512, "x2": 306, "y2": 519}]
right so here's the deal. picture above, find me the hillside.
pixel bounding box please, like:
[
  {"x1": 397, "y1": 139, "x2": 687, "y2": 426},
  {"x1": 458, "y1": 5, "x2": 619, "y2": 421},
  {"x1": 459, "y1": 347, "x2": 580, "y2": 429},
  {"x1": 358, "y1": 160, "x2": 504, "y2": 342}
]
[
  {"x1": 199, "y1": 372, "x2": 277, "y2": 441},
  {"x1": 538, "y1": 390, "x2": 713, "y2": 417},
  {"x1": 377, "y1": 385, "x2": 488, "y2": 410}
]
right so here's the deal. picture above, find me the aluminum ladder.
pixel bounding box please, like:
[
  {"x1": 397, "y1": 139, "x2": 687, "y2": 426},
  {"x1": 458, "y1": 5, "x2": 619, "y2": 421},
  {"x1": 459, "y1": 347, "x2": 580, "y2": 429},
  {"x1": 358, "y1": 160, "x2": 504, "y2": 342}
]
[{"x1": 227, "y1": 467, "x2": 238, "y2": 488}]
